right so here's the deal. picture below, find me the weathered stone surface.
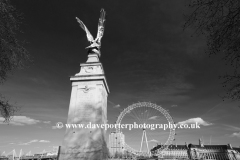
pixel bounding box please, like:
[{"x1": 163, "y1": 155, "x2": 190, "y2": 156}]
[{"x1": 59, "y1": 55, "x2": 109, "y2": 160}]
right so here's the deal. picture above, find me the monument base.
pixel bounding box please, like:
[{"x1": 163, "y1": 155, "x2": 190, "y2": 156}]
[
  {"x1": 59, "y1": 145, "x2": 108, "y2": 160},
  {"x1": 59, "y1": 53, "x2": 109, "y2": 160}
]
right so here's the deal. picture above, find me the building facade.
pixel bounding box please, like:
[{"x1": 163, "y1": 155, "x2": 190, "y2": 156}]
[
  {"x1": 151, "y1": 139, "x2": 240, "y2": 160},
  {"x1": 151, "y1": 143, "x2": 189, "y2": 159},
  {"x1": 188, "y1": 139, "x2": 240, "y2": 160}
]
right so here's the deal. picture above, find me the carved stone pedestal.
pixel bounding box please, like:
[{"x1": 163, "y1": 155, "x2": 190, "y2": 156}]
[{"x1": 59, "y1": 54, "x2": 109, "y2": 160}]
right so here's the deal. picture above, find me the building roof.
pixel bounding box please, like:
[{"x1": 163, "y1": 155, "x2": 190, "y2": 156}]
[
  {"x1": 151, "y1": 144, "x2": 240, "y2": 152},
  {"x1": 233, "y1": 147, "x2": 240, "y2": 153},
  {"x1": 151, "y1": 144, "x2": 188, "y2": 152},
  {"x1": 188, "y1": 144, "x2": 232, "y2": 150},
  {"x1": 168, "y1": 144, "x2": 188, "y2": 150}
]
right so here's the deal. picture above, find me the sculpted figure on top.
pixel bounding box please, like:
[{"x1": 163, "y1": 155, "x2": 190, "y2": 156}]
[{"x1": 76, "y1": 8, "x2": 106, "y2": 57}]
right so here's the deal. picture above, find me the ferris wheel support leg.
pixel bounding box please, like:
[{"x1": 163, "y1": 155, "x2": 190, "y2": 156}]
[
  {"x1": 144, "y1": 130, "x2": 149, "y2": 155},
  {"x1": 140, "y1": 130, "x2": 144, "y2": 152}
]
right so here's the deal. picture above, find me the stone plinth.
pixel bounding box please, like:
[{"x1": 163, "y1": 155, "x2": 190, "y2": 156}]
[{"x1": 59, "y1": 54, "x2": 109, "y2": 160}]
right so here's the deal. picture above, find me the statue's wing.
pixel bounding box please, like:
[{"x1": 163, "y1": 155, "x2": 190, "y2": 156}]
[
  {"x1": 76, "y1": 17, "x2": 94, "y2": 42},
  {"x1": 96, "y1": 8, "x2": 106, "y2": 43}
]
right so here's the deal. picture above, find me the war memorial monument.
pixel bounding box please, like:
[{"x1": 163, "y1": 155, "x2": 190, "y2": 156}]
[{"x1": 58, "y1": 9, "x2": 109, "y2": 160}]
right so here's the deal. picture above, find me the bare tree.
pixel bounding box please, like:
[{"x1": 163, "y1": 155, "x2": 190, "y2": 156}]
[
  {"x1": 0, "y1": 95, "x2": 20, "y2": 122},
  {"x1": 184, "y1": 0, "x2": 240, "y2": 103},
  {"x1": 0, "y1": 0, "x2": 29, "y2": 122}
]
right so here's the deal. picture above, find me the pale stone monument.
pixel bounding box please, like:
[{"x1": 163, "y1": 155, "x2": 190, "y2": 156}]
[{"x1": 59, "y1": 9, "x2": 109, "y2": 160}]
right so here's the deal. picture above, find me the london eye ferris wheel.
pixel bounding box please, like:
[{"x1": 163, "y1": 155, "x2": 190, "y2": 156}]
[{"x1": 115, "y1": 102, "x2": 175, "y2": 156}]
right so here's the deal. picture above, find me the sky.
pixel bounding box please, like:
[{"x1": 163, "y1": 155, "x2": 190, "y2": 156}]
[{"x1": 0, "y1": 0, "x2": 240, "y2": 155}]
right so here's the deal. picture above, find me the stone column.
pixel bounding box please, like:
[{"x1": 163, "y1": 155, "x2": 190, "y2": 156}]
[{"x1": 59, "y1": 53, "x2": 110, "y2": 160}]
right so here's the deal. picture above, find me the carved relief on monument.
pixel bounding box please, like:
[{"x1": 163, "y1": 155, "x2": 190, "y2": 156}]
[
  {"x1": 78, "y1": 85, "x2": 96, "y2": 93},
  {"x1": 77, "y1": 65, "x2": 103, "y2": 75},
  {"x1": 84, "y1": 66, "x2": 94, "y2": 73}
]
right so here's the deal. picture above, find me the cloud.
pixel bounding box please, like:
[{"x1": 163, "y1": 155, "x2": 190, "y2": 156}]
[
  {"x1": 223, "y1": 124, "x2": 240, "y2": 131},
  {"x1": 177, "y1": 117, "x2": 213, "y2": 126},
  {"x1": 19, "y1": 139, "x2": 38, "y2": 145},
  {"x1": 0, "y1": 116, "x2": 40, "y2": 126},
  {"x1": 113, "y1": 104, "x2": 121, "y2": 108},
  {"x1": 18, "y1": 139, "x2": 50, "y2": 145},
  {"x1": 149, "y1": 116, "x2": 159, "y2": 120},
  {"x1": 108, "y1": 100, "x2": 120, "y2": 108},
  {"x1": 52, "y1": 124, "x2": 59, "y2": 129},
  {"x1": 39, "y1": 140, "x2": 50, "y2": 143},
  {"x1": 49, "y1": 145, "x2": 59, "y2": 148},
  {"x1": 148, "y1": 139, "x2": 159, "y2": 143},
  {"x1": 230, "y1": 132, "x2": 240, "y2": 138},
  {"x1": 43, "y1": 121, "x2": 51, "y2": 124}
]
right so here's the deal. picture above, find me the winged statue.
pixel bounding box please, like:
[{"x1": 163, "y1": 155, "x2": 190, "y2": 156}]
[{"x1": 76, "y1": 8, "x2": 106, "y2": 57}]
